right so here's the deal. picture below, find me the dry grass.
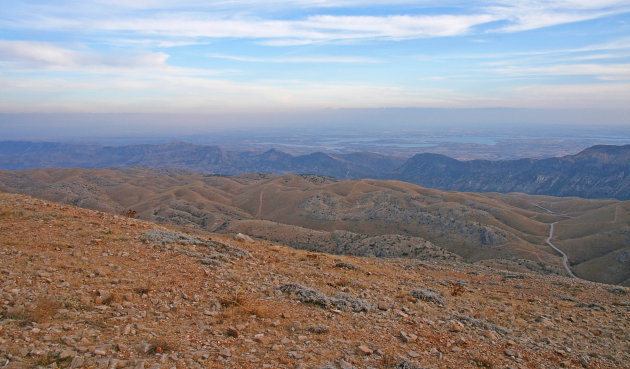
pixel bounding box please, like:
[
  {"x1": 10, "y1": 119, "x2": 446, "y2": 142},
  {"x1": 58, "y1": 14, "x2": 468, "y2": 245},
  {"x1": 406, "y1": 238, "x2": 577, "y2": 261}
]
[
  {"x1": 471, "y1": 353, "x2": 496, "y2": 368},
  {"x1": 449, "y1": 281, "x2": 466, "y2": 296},
  {"x1": 379, "y1": 350, "x2": 400, "y2": 368},
  {"x1": 60, "y1": 295, "x2": 92, "y2": 311},
  {"x1": 9, "y1": 297, "x2": 63, "y2": 323},
  {"x1": 133, "y1": 283, "x2": 153, "y2": 295},
  {"x1": 218, "y1": 291, "x2": 275, "y2": 322},
  {"x1": 100, "y1": 292, "x2": 121, "y2": 305},
  {"x1": 30, "y1": 297, "x2": 61, "y2": 322}
]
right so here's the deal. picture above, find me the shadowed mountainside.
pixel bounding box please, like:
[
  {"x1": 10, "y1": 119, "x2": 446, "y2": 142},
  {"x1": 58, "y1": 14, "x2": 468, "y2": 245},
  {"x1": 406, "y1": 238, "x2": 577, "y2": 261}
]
[
  {"x1": 394, "y1": 145, "x2": 630, "y2": 200},
  {"x1": 1, "y1": 167, "x2": 628, "y2": 285}
]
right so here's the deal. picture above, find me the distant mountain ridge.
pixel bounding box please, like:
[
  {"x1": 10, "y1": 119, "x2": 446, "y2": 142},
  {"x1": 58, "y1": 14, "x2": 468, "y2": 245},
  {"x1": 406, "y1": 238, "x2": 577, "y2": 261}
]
[
  {"x1": 395, "y1": 144, "x2": 630, "y2": 200},
  {"x1": 0, "y1": 141, "x2": 404, "y2": 180},
  {"x1": 1, "y1": 141, "x2": 629, "y2": 199}
]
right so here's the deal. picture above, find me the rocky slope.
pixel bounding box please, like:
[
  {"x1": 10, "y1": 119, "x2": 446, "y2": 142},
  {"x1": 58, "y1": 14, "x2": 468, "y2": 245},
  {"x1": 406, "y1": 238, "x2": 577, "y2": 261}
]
[{"x1": 1, "y1": 192, "x2": 629, "y2": 368}]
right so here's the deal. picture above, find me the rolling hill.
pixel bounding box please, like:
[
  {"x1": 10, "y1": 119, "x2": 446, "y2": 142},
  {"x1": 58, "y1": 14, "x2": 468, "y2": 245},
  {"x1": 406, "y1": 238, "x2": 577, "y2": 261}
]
[{"x1": 1, "y1": 167, "x2": 628, "y2": 285}]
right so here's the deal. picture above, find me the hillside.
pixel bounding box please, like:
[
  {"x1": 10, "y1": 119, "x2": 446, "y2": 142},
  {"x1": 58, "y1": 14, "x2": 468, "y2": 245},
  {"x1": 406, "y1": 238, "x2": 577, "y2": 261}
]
[
  {"x1": 394, "y1": 145, "x2": 630, "y2": 200},
  {"x1": 1, "y1": 192, "x2": 628, "y2": 368},
  {"x1": 1, "y1": 167, "x2": 628, "y2": 286}
]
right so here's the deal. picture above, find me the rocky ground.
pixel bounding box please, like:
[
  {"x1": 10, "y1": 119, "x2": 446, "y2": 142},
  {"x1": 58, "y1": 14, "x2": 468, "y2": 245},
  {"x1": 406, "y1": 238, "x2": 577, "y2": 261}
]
[{"x1": 0, "y1": 192, "x2": 628, "y2": 368}]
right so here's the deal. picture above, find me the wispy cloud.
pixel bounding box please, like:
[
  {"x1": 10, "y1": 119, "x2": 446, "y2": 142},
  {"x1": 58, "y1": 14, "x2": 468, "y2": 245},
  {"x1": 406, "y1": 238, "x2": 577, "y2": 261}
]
[
  {"x1": 8, "y1": 13, "x2": 497, "y2": 43},
  {"x1": 485, "y1": 1, "x2": 630, "y2": 32},
  {"x1": 2, "y1": 1, "x2": 630, "y2": 114},
  {"x1": 209, "y1": 53, "x2": 382, "y2": 63},
  {"x1": 0, "y1": 40, "x2": 168, "y2": 69},
  {"x1": 495, "y1": 63, "x2": 630, "y2": 79},
  {"x1": 4, "y1": 1, "x2": 628, "y2": 44}
]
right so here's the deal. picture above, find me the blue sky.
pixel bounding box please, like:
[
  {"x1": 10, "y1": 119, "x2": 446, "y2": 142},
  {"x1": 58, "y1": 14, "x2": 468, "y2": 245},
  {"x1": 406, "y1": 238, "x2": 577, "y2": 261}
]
[{"x1": 1, "y1": 0, "x2": 629, "y2": 116}]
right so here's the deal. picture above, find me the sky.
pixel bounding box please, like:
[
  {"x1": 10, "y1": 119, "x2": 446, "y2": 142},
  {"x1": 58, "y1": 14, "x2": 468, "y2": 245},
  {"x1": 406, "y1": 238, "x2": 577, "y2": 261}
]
[{"x1": 1, "y1": 1, "x2": 630, "y2": 124}]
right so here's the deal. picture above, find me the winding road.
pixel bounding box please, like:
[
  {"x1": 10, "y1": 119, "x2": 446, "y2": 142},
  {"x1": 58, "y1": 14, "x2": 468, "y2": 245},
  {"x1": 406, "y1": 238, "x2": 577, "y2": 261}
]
[
  {"x1": 534, "y1": 203, "x2": 583, "y2": 280},
  {"x1": 546, "y1": 221, "x2": 578, "y2": 278}
]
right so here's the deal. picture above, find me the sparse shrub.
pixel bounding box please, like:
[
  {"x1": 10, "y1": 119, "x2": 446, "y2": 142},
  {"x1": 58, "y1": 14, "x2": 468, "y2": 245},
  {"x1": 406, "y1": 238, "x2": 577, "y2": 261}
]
[
  {"x1": 218, "y1": 291, "x2": 274, "y2": 321},
  {"x1": 449, "y1": 281, "x2": 466, "y2": 296},
  {"x1": 134, "y1": 284, "x2": 153, "y2": 295},
  {"x1": 36, "y1": 353, "x2": 72, "y2": 366},
  {"x1": 334, "y1": 261, "x2": 359, "y2": 270},
  {"x1": 472, "y1": 353, "x2": 495, "y2": 368},
  {"x1": 148, "y1": 337, "x2": 179, "y2": 354},
  {"x1": 4, "y1": 305, "x2": 28, "y2": 320},
  {"x1": 330, "y1": 278, "x2": 351, "y2": 288},
  {"x1": 609, "y1": 286, "x2": 628, "y2": 295},
  {"x1": 28, "y1": 297, "x2": 62, "y2": 323},
  {"x1": 122, "y1": 209, "x2": 137, "y2": 218},
  {"x1": 380, "y1": 351, "x2": 398, "y2": 367}
]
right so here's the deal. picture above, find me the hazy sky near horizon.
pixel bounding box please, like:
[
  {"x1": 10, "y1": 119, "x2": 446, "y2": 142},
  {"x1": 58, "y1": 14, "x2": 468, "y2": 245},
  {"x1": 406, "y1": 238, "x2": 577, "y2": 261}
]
[{"x1": 1, "y1": 1, "x2": 630, "y2": 117}]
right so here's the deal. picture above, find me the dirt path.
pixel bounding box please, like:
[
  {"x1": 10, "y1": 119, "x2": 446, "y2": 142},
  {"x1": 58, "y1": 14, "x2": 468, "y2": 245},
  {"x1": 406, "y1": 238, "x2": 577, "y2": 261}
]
[{"x1": 256, "y1": 190, "x2": 264, "y2": 218}]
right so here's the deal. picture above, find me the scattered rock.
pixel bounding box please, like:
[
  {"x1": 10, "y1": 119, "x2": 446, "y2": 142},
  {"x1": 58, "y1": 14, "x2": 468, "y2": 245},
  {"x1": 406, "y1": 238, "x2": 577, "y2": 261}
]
[
  {"x1": 357, "y1": 344, "x2": 373, "y2": 355},
  {"x1": 278, "y1": 284, "x2": 330, "y2": 308},
  {"x1": 234, "y1": 233, "x2": 254, "y2": 243},
  {"x1": 278, "y1": 284, "x2": 372, "y2": 312},
  {"x1": 334, "y1": 261, "x2": 359, "y2": 270},
  {"x1": 226, "y1": 327, "x2": 239, "y2": 338},
  {"x1": 400, "y1": 330, "x2": 418, "y2": 343},
  {"x1": 307, "y1": 324, "x2": 329, "y2": 334},
  {"x1": 450, "y1": 321, "x2": 464, "y2": 333},
  {"x1": 411, "y1": 288, "x2": 446, "y2": 305}
]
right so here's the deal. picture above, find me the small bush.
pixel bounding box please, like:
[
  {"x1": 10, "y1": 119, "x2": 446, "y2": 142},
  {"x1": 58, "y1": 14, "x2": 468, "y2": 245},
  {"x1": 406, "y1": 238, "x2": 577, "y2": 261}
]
[
  {"x1": 122, "y1": 209, "x2": 137, "y2": 218},
  {"x1": 29, "y1": 297, "x2": 62, "y2": 322},
  {"x1": 449, "y1": 282, "x2": 466, "y2": 296},
  {"x1": 472, "y1": 354, "x2": 495, "y2": 368},
  {"x1": 218, "y1": 291, "x2": 274, "y2": 321},
  {"x1": 148, "y1": 337, "x2": 179, "y2": 354}
]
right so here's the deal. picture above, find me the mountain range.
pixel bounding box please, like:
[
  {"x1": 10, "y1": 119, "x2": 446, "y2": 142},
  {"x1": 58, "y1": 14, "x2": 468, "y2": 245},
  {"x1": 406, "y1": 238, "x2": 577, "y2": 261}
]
[{"x1": 1, "y1": 141, "x2": 629, "y2": 199}]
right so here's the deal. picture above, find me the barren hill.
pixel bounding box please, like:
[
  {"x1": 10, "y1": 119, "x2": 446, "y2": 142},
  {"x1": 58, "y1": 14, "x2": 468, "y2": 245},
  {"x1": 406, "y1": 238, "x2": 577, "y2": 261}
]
[
  {"x1": 1, "y1": 192, "x2": 629, "y2": 368},
  {"x1": 1, "y1": 167, "x2": 629, "y2": 286}
]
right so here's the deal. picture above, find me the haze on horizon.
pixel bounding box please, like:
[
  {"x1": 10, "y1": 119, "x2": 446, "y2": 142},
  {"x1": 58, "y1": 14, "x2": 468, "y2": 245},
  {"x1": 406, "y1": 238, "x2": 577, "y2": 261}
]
[{"x1": 1, "y1": 0, "x2": 630, "y2": 133}]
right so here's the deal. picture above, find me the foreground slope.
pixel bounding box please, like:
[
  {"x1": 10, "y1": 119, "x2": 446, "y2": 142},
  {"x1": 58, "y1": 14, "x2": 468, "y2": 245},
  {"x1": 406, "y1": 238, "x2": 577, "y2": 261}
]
[{"x1": 1, "y1": 193, "x2": 629, "y2": 368}]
